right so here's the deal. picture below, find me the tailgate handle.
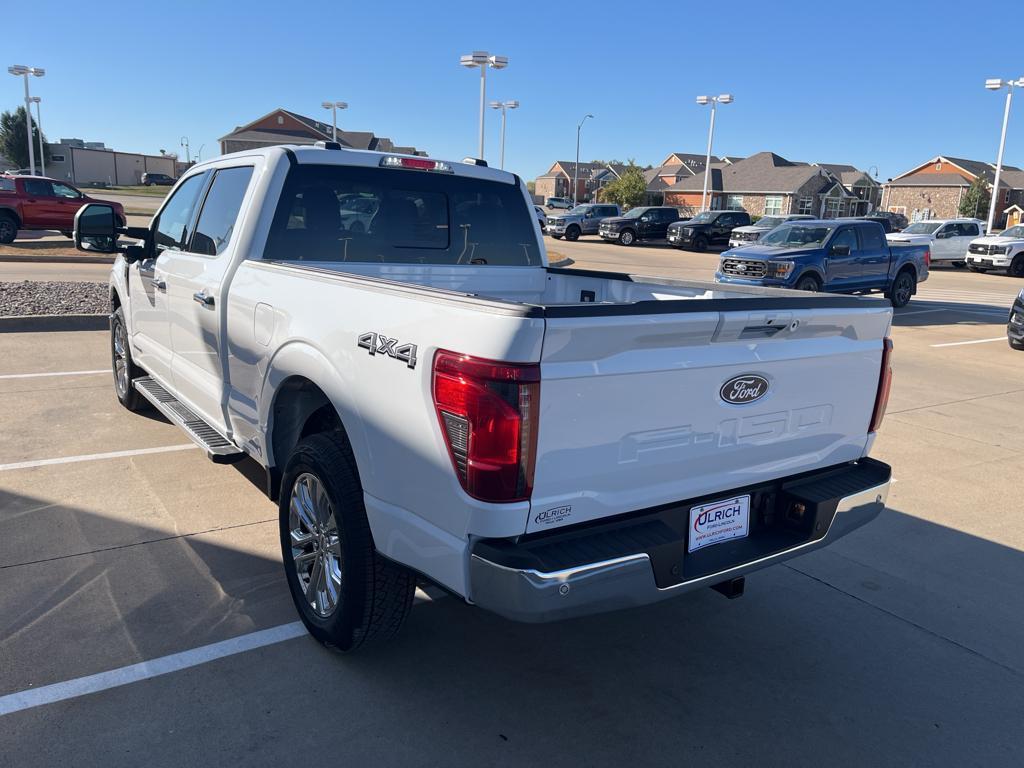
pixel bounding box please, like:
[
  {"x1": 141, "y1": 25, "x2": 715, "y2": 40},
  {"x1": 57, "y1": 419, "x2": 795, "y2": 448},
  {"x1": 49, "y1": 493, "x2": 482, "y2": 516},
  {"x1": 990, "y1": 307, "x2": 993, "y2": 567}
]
[{"x1": 739, "y1": 324, "x2": 784, "y2": 338}]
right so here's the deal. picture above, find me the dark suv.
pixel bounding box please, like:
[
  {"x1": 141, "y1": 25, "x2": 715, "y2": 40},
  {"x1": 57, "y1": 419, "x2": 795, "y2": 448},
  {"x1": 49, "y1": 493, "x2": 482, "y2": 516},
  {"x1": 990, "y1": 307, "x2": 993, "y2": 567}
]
[
  {"x1": 667, "y1": 209, "x2": 751, "y2": 252},
  {"x1": 598, "y1": 206, "x2": 684, "y2": 246},
  {"x1": 141, "y1": 172, "x2": 175, "y2": 186}
]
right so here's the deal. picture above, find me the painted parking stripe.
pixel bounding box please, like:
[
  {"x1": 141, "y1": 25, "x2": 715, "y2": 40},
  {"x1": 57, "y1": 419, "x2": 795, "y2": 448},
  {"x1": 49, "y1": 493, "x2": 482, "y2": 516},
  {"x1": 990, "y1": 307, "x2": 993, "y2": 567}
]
[
  {"x1": 930, "y1": 337, "x2": 1007, "y2": 348},
  {"x1": 0, "y1": 622, "x2": 309, "y2": 717},
  {"x1": 0, "y1": 444, "x2": 197, "y2": 472},
  {"x1": 0, "y1": 369, "x2": 108, "y2": 380}
]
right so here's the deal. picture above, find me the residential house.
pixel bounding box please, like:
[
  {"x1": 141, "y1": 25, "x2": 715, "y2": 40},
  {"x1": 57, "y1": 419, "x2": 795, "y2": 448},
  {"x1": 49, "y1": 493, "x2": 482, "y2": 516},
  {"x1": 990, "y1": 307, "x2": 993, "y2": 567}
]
[
  {"x1": 881, "y1": 155, "x2": 1024, "y2": 225},
  {"x1": 663, "y1": 151, "x2": 871, "y2": 218},
  {"x1": 218, "y1": 108, "x2": 423, "y2": 157},
  {"x1": 814, "y1": 164, "x2": 882, "y2": 214},
  {"x1": 644, "y1": 153, "x2": 737, "y2": 204},
  {"x1": 534, "y1": 161, "x2": 626, "y2": 203}
]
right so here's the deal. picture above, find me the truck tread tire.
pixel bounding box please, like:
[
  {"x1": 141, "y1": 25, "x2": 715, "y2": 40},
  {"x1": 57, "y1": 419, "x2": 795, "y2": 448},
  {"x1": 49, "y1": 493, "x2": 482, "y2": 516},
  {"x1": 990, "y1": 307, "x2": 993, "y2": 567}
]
[
  {"x1": 0, "y1": 212, "x2": 17, "y2": 244},
  {"x1": 795, "y1": 274, "x2": 821, "y2": 292},
  {"x1": 565, "y1": 225, "x2": 580, "y2": 241},
  {"x1": 110, "y1": 306, "x2": 147, "y2": 412},
  {"x1": 279, "y1": 433, "x2": 416, "y2": 653},
  {"x1": 1010, "y1": 337, "x2": 1024, "y2": 351},
  {"x1": 887, "y1": 269, "x2": 916, "y2": 308},
  {"x1": 619, "y1": 229, "x2": 636, "y2": 246},
  {"x1": 693, "y1": 235, "x2": 709, "y2": 253},
  {"x1": 1009, "y1": 255, "x2": 1024, "y2": 278}
]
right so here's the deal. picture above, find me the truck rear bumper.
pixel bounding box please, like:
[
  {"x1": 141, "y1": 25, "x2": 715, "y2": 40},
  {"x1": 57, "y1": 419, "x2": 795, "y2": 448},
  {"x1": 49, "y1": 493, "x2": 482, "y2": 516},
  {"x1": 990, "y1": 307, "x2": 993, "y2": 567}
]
[{"x1": 469, "y1": 458, "x2": 890, "y2": 623}]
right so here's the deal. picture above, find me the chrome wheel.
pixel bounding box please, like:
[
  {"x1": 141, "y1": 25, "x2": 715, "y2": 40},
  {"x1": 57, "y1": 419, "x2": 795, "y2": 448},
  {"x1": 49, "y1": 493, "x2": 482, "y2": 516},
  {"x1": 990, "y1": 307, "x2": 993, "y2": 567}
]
[
  {"x1": 112, "y1": 317, "x2": 129, "y2": 397},
  {"x1": 289, "y1": 472, "x2": 342, "y2": 618}
]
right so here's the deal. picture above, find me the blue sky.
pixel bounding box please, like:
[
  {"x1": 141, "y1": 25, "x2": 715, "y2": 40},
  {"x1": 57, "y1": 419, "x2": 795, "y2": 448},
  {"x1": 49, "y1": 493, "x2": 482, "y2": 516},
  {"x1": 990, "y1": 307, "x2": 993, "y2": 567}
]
[{"x1": 5, "y1": 0, "x2": 1023, "y2": 182}]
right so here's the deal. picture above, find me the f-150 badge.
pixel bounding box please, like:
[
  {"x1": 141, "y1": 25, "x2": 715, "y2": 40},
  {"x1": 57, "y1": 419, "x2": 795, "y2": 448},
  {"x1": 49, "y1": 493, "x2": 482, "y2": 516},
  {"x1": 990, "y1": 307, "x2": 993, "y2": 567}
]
[{"x1": 358, "y1": 332, "x2": 418, "y2": 369}]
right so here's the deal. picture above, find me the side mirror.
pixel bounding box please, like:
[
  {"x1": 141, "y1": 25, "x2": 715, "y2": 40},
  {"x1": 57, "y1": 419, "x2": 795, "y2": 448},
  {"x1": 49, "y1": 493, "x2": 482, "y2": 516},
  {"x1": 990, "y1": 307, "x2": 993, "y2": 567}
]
[
  {"x1": 585, "y1": 211, "x2": 594, "y2": 218},
  {"x1": 830, "y1": 244, "x2": 851, "y2": 256},
  {"x1": 74, "y1": 203, "x2": 118, "y2": 254},
  {"x1": 640, "y1": 216, "x2": 651, "y2": 222}
]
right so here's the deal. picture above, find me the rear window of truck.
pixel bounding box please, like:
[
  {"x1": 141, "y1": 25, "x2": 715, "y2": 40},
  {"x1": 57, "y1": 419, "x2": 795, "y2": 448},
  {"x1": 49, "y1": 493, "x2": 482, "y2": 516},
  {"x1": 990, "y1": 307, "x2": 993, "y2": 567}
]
[{"x1": 263, "y1": 164, "x2": 540, "y2": 266}]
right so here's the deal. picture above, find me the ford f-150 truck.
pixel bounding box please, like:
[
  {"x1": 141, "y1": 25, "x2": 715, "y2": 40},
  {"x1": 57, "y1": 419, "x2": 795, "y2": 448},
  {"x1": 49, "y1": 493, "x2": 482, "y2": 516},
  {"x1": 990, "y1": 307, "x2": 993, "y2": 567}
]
[
  {"x1": 74, "y1": 144, "x2": 894, "y2": 652},
  {"x1": 0, "y1": 174, "x2": 125, "y2": 243},
  {"x1": 965, "y1": 224, "x2": 1024, "y2": 276},
  {"x1": 546, "y1": 203, "x2": 620, "y2": 240},
  {"x1": 716, "y1": 218, "x2": 930, "y2": 307}
]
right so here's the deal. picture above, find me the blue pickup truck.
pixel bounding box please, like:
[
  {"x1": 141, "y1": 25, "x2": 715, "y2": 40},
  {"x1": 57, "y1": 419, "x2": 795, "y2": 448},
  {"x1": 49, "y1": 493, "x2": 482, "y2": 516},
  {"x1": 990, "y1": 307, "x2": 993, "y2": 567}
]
[{"x1": 715, "y1": 219, "x2": 930, "y2": 307}]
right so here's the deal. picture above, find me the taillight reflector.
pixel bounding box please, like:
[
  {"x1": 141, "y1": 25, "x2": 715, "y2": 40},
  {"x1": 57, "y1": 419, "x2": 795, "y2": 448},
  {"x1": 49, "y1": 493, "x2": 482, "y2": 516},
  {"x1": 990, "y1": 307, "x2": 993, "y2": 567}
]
[
  {"x1": 432, "y1": 350, "x2": 540, "y2": 503},
  {"x1": 869, "y1": 337, "x2": 893, "y2": 433}
]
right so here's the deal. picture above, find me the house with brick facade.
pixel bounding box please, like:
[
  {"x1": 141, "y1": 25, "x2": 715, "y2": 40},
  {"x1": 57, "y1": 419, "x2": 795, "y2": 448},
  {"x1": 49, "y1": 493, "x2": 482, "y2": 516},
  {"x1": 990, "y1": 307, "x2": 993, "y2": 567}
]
[
  {"x1": 534, "y1": 161, "x2": 626, "y2": 203},
  {"x1": 662, "y1": 152, "x2": 872, "y2": 218},
  {"x1": 643, "y1": 153, "x2": 737, "y2": 204},
  {"x1": 218, "y1": 108, "x2": 422, "y2": 156},
  {"x1": 881, "y1": 155, "x2": 1024, "y2": 226}
]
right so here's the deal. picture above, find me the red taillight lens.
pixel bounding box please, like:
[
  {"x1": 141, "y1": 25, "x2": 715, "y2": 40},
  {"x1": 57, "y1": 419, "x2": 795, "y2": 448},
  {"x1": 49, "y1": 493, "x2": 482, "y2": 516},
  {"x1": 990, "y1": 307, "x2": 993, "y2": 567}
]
[
  {"x1": 433, "y1": 350, "x2": 540, "y2": 503},
  {"x1": 924, "y1": 248, "x2": 931, "y2": 267},
  {"x1": 869, "y1": 337, "x2": 893, "y2": 433}
]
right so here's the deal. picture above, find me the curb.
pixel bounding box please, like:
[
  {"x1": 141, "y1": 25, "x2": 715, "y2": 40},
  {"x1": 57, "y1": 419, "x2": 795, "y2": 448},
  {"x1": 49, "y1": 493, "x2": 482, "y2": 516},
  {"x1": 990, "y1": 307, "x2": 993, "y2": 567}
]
[
  {"x1": 0, "y1": 254, "x2": 115, "y2": 264},
  {"x1": 0, "y1": 314, "x2": 109, "y2": 333}
]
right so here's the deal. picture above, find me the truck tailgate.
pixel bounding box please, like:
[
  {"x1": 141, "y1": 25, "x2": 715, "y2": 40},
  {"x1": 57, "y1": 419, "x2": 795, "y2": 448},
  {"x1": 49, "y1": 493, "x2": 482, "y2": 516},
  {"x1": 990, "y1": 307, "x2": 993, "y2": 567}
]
[{"x1": 528, "y1": 303, "x2": 892, "y2": 533}]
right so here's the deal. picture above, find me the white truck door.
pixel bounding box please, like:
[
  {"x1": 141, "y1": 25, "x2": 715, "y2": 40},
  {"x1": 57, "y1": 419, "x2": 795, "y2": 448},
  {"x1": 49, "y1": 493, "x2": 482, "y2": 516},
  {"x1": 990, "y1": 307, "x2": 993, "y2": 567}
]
[
  {"x1": 165, "y1": 165, "x2": 255, "y2": 432},
  {"x1": 130, "y1": 171, "x2": 209, "y2": 385}
]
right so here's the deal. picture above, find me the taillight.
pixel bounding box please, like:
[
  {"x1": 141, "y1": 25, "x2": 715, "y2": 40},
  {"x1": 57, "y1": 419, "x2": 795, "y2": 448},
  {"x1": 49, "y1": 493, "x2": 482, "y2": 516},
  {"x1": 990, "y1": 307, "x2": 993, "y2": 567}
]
[
  {"x1": 432, "y1": 350, "x2": 540, "y2": 503},
  {"x1": 869, "y1": 337, "x2": 893, "y2": 433},
  {"x1": 924, "y1": 248, "x2": 931, "y2": 267}
]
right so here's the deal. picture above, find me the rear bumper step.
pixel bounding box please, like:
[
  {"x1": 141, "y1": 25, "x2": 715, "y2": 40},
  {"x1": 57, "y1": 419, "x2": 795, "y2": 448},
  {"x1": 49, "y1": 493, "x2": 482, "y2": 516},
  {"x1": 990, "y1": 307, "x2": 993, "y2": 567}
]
[
  {"x1": 469, "y1": 458, "x2": 890, "y2": 622},
  {"x1": 134, "y1": 377, "x2": 244, "y2": 463}
]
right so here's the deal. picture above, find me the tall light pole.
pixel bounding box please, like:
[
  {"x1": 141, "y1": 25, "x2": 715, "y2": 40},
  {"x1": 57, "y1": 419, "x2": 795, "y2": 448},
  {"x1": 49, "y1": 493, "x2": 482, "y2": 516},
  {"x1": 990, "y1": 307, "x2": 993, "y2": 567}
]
[
  {"x1": 321, "y1": 101, "x2": 348, "y2": 143},
  {"x1": 489, "y1": 100, "x2": 518, "y2": 170},
  {"x1": 573, "y1": 114, "x2": 593, "y2": 206},
  {"x1": 29, "y1": 96, "x2": 44, "y2": 177},
  {"x1": 696, "y1": 93, "x2": 733, "y2": 212},
  {"x1": 460, "y1": 51, "x2": 508, "y2": 161},
  {"x1": 180, "y1": 136, "x2": 191, "y2": 165},
  {"x1": 983, "y1": 77, "x2": 1024, "y2": 234},
  {"x1": 7, "y1": 65, "x2": 45, "y2": 175}
]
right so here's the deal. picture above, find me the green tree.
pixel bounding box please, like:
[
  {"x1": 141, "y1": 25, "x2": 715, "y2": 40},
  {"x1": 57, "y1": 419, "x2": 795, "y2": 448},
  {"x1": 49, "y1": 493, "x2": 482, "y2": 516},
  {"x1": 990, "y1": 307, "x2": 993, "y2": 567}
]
[
  {"x1": 0, "y1": 106, "x2": 49, "y2": 170},
  {"x1": 599, "y1": 161, "x2": 647, "y2": 209},
  {"x1": 958, "y1": 176, "x2": 990, "y2": 219}
]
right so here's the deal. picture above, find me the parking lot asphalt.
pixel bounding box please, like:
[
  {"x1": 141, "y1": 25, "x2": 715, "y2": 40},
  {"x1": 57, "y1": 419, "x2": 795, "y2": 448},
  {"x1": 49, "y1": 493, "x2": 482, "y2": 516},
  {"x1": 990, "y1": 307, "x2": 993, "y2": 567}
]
[{"x1": 1, "y1": 241, "x2": 1023, "y2": 767}]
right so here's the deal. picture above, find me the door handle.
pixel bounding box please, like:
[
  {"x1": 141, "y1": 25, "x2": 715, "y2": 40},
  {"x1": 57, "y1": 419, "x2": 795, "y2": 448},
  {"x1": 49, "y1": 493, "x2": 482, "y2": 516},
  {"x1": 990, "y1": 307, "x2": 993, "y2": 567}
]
[
  {"x1": 193, "y1": 291, "x2": 215, "y2": 307},
  {"x1": 149, "y1": 277, "x2": 166, "y2": 291}
]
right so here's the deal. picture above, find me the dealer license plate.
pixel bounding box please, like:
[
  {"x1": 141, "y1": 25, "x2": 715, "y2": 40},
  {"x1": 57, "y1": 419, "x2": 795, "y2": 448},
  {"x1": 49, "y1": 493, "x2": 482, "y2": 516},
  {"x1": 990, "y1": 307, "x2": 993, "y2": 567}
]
[{"x1": 688, "y1": 495, "x2": 750, "y2": 552}]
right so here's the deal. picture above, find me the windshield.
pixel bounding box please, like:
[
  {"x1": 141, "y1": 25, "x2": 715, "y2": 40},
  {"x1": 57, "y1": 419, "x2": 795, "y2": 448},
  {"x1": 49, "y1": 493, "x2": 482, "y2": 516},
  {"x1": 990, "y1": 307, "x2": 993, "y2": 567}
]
[
  {"x1": 568, "y1": 205, "x2": 592, "y2": 214},
  {"x1": 901, "y1": 222, "x2": 942, "y2": 235},
  {"x1": 760, "y1": 223, "x2": 835, "y2": 248},
  {"x1": 622, "y1": 207, "x2": 648, "y2": 219},
  {"x1": 686, "y1": 212, "x2": 716, "y2": 224},
  {"x1": 1000, "y1": 225, "x2": 1024, "y2": 238},
  {"x1": 264, "y1": 164, "x2": 540, "y2": 266},
  {"x1": 757, "y1": 217, "x2": 785, "y2": 229}
]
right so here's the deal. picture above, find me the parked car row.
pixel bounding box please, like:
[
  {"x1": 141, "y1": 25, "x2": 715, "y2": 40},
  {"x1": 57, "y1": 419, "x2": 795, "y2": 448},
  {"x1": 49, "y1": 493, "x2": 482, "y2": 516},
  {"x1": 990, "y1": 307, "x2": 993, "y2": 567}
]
[{"x1": 0, "y1": 173, "x2": 126, "y2": 243}]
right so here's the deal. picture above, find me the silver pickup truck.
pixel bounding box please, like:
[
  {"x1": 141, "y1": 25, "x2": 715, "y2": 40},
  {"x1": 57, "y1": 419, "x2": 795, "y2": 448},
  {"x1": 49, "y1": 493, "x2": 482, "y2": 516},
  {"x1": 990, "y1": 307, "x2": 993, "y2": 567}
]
[{"x1": 547, "y1": 203, "x2": 621, "y2": 240}]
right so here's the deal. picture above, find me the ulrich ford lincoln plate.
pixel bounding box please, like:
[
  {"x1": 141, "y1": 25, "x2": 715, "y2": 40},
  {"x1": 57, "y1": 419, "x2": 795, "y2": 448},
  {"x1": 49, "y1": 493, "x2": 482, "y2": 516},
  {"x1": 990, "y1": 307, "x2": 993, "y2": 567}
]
[{"x1": 688, "y1": 495, "x2": 750, "y2": 552}]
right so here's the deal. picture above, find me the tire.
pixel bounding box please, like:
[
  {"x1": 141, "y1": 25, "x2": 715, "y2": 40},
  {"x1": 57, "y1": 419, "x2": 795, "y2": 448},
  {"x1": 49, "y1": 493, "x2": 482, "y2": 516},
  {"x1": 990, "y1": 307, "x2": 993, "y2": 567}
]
[
  {"x1": 1010, "y1": 337, "x2": 1024, "y2": 351},
  {"x1": 1008, "y1": 255, "x2": 1024, "y2": 278},
  {"x1": 279, "y1": 433, "x2": 416, "y2": 652},
  {"x1": 952, "y1": 260, "x2": 967, "y2": 269},
  {"x1": 693, "y1": 235, "x2": 709, "y2": 253},
  {"x1": 887, "y1": 269, "x2": 916, "y2": 308},
  {"x1": 565, "y1": 225, "x2": 580, "y2": 242},
  {"x1": 0, "y1": 212, "x2": 16, "y2": 244},
  {"x1": 60, "y1": 230, "x2": 73, "y2": 239},
  {"x1": 618, "y1": 229, "x2": 636, "y2": 246},
  {"x1": 795, "y1": 274, "x2": 821, "y2": 292},
  {"x1": 110, "y1": 306, "x2": 147, "y2": 411}
]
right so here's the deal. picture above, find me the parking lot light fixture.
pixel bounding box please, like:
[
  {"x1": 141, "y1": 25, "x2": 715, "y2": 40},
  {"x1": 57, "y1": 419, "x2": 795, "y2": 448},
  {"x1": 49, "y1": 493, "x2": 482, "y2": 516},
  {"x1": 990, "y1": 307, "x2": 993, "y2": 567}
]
[
  {"x1": 983, "y1": 77, "x2": 1024, "y2": 234},
  {"x1": 574, "y1": 114, "x2": 594, "y2": 206},
  {"x1": 180, "y1": 136, "x2": 190, "y2": 165},
  {"x1": 461, "y1": 51, "x2": 508, "y2": 161},
  {"x1": 489, "y1": 100, "x2": 519, "y2": 170},
  {"x1": 321, "y1": 101, "x2": 348, "y2": 143},
  {"x1": 8, "y1": 64, "x2": 45, "y2": 176},
  {"x1": 696, "y1": 93, "x2": 733, "y2": 212},
  {"x1": 29, "y1": 96, "x2": 44, "y2": 177}
]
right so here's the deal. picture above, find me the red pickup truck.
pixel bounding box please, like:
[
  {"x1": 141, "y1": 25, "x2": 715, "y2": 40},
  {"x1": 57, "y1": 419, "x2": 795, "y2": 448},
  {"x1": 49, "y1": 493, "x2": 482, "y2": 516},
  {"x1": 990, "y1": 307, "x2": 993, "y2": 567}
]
[{"x1": 0, "y1": 175, "x2": 125, "y2": 244}]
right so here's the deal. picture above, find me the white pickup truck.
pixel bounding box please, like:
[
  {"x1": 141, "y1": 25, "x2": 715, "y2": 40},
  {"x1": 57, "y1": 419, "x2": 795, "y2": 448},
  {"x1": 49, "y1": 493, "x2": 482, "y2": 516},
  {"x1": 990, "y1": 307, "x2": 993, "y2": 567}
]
[{"x1": 75, "y1": 144, "x2": 894, "y2": 652}]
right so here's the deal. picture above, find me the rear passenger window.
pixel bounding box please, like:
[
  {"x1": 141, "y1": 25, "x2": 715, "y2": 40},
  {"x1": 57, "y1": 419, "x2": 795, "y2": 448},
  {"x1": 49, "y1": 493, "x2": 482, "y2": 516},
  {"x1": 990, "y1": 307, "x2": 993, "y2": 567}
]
[
  {"x1": 860, "y1": 225, "x2": 885, "y2": 251},
  {"x1": 23, "y1": 179, "x2": 53, "y2": 197},
  {"x1": 0, "y1": 178, "x2": 15, "y2": 192},
  {"x1": 189, "y1": 167, "x2": 254, "y2": 256},
  {"x1": 959, "y1": 223, "x2": 980, "y2": 237},
  {"x1": 155, "y1": 173, "x2": 207, "y2": 252}
]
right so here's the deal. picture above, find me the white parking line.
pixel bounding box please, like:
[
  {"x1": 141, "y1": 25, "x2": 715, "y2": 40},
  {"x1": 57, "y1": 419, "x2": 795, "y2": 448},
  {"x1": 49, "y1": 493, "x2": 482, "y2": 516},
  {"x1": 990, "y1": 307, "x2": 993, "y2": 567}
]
[
  {"x1": 0, "y1": 444, "x2": 197, "y2": 472},
  {"x1": 0, "y1": 369, "x2": 108, "y2": 380},
  {"x1": 0, "y1": 622, "x2": 308, "y2": 717},
  {"x1": 930, "y1": 337, "x2": 1007, "y2": 348}
]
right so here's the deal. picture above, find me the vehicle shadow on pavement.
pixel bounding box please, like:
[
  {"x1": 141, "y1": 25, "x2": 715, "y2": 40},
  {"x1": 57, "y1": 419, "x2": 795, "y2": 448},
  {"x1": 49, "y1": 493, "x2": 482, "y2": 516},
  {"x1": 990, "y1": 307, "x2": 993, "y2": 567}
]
[{"x1": 893, "y1": 301, "x2": 1010, "y2": 327}]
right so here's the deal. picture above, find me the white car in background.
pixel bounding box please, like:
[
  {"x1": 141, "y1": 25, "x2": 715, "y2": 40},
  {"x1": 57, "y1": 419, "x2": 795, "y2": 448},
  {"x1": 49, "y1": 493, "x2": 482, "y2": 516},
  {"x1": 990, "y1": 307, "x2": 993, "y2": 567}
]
[
  {"x1": 728, "y1": 214, "x2": 815, "y2": 248},
  {"x1": 965, "y1": 224, "x2": 1024, "y2": 276},
  {"x1": 886, "y1": 218, "x2": 983, "y2": 266}
]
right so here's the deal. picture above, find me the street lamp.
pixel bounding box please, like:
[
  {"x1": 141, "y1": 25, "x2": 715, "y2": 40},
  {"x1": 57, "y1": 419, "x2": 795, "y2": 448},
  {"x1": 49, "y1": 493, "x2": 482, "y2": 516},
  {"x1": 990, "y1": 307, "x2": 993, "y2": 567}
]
[
  {"x1": 983, "y1": 76, "x2": 1024, "y2": 234},
  {"x1": 573, "y1": 114, "x2": 593, "y2": 206},
  {"x1": 29, "y1": 96, "x2": 44, "y2": 177},
  {"x1": 7, "y1": 64, "x2": 45, "y2": 176},
  {"x1": 321, "y1": 101, "x2": 348, "y2": 143},
  {"x1": 489, "y1": 100, "x2": 518, "y2": 170},
  {"x1": 460, "y1": 51, "x2": 508, "y2": 160},
  {"x1": 180, "y1": 136, "x2": 191, "y2": 165},
  {"x1": 696, "y1": 93, "x2": 733, "y2": 212}
]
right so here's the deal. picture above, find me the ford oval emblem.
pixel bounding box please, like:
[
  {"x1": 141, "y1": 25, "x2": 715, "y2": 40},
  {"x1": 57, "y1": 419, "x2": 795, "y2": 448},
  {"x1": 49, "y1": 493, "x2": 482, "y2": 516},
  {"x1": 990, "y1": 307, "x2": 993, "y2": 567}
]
[{"x1": 720, "y1": 374, "x2": 770, "y2": 405}]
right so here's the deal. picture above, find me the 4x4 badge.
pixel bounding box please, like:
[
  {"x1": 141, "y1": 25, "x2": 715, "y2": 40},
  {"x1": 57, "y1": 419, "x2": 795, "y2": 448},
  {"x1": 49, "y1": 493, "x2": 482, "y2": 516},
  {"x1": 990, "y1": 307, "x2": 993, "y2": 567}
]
[{"x1": 358, "y1": 332, "x2": 417, "y2": 369}]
